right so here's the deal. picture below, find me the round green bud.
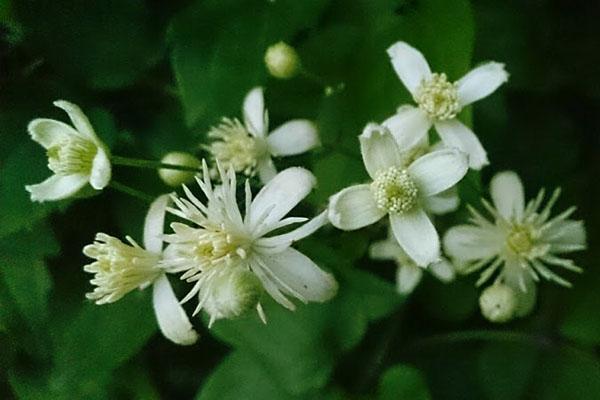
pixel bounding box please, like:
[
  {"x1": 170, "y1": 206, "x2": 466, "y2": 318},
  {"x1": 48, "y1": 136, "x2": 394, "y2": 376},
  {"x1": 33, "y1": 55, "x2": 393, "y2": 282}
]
[
  {"x1": 479, "y1": 283, "x2": 517, "y2": 323},
  {"x1": 158, "y1": 152, "x2": 201, "y2": 187},
  {"x1": 204, "y1": 268, "x2": 263, "y2": 322},
  {"x1": 264, "y1": 41, "x2": 300, "y2": 79}
]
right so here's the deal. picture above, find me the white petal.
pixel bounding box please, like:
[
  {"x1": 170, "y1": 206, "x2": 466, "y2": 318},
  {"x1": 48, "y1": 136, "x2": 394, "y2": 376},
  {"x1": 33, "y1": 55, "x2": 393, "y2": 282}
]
[
  {"x1": 243, "y1": 87, "x2": 266, "y2": 137},
  {"x1": 408, "y1": 149, "x2": 468, "y2": 197},
  {"x1": 257, "y1": 211, "x2": 328, "y2": 249},
  {"x1": 382, "y1": 106, "x2": 431, "y2": 151},
  {"x1": 489, "y1": 171, "x2": 525, "y2": 220},
  {"x1": 543, "y1": 220, "x2": 586, "y2": 253},
  {"x1": 443, "y1": 225, "x2": 502, "y2": 262},
  {"x1": 257, "y1": 157, "x2": 277, "y2": 184},
  {"x1": 328, "y1": 184, "x2": 385, "y2": 230},
  {"x1": 501, "y1": 264, "x2": 537, "y2": 317},
  {"x1": 267, "y1": 120, "x2": 320, "y2": 156},
  {"x1": 53, "y1": 100, "x2": 99, "y2": 143},
  {"x1": 152, "y1": 275, "x2": 199, "y2": 346},
  {"x1": 396, "y1": 264, "x2": 423, "y2": 294},
  {"x1": 457, "y1": 62, "x2": 509, "y2": 107},
  {"x1": 248, "y1": 167, "x2": 315, "y2": 231},
  {"x1": 89, "y1": 146, "x2": 111, "y2": 190},
  {"x1": 369, "y1": 239, "x2": 401, "y2": 261},
  {"x1": 386, "y1": 41, "x2": 432, "y2": 95},
  {"x1": 359, "y1": 123, "x2": 403, "y2": 179},
  {"x1": 390, "y1": 208, "x2": 440, "y2": 267},
  {"x1": 259, "y1": 247, "x2": 338, "y2": 303},
  {"x1": 25, "y1": 174, "x2": 88, "y2": 202},
  {"x1": 422, "y1": 187, "x2": 460, "y2": 215},
  {"x1": 429, "y1": 258, "x2": 455, "y2": 283},
  {"x1": 434, "y1": 120, "x2": 489, "y2": 170},
  {"x1": 143, "y1": 194, "x2": 170, "y2": 253},
  {"x1": 28, "y1": 118, "x2": 79, "y2": 149}
]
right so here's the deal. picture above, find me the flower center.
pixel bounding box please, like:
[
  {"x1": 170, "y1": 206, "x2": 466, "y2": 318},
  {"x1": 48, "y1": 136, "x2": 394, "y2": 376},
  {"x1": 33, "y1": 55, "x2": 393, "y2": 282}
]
[
  {"x1": 193, "y1": 228, "x2": 249, "y2": 264},
  {"x1": 371, "y1": 166, "x2": 419, "y2": 214},
  {"x1": 47, "y1": 136, "x2": 97, "y2": 175},
  {"x1": 413, "y1": 73, "x2": 460, "y2": 120},
  {"x1": 506, "y1": 224, "x2": 537, "y2": 257},
  {"x1": 207, "y1": 118, "x2": 267, "y2": 176},
  {"x1": 83, "y1": 233, "x2": 161, "y2": 304}
]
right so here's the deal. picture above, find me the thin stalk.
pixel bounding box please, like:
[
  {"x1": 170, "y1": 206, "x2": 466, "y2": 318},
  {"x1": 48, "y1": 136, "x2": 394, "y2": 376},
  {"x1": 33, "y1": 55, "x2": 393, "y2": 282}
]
[
  {"x1": 111, "y1": 155, "x2": 202, "y2": 173},
  {"x1": 110, "y1": 181, "x2": 154, "y2": 203}
]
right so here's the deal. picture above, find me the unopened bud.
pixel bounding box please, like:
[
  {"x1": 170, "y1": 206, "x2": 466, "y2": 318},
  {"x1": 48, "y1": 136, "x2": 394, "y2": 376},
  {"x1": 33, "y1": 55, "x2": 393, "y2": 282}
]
[
  {"x1": 479, "y1": 283, "x2": 517, "y2": 323},
  {"x1": 158, "y1": 152, "x2": 201, "y2": 187},
  {"x1": 204, "y1": 268, "x2": 263, "y2": 324},
  {"x1": 264, "y1": 41, "x2": 300, "y2": 79}
]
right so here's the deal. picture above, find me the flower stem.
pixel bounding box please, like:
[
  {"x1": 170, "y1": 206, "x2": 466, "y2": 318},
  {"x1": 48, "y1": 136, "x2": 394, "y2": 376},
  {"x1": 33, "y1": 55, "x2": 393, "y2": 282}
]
[
  {"x1": 111, "y1": 155, "x2": 202, "y2": 173},
  {"x1": 109, "y1": 181, "x2": 154, "y2": 203},
  {"x1": 300, "y1": 68, "x2": 345, "y2": 97}
]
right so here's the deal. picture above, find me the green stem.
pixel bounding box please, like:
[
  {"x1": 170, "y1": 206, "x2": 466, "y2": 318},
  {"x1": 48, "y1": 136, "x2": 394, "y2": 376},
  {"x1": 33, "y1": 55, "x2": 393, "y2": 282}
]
[
  {"x1": 110, "y1": 181, "x2": 154, "y2": 203},
  {"x1": 300, "y1": 68, "x2": 345, "y2": 97},
  {"x1": 111, "y1": 155, "x2": 202, "y2": 173}
]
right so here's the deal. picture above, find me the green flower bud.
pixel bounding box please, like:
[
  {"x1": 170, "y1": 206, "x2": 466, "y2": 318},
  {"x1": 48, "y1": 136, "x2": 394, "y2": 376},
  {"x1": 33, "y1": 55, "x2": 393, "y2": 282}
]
[
  {"x1": 479, "y1": 283, "x2": 517, "y2": 323},
  {"x1": 158, "y1": 152, "x2": 201, "y2": 187},
  {"x1": 264, "y1": 41, "x2": 300, "y2": 79},
  {"x1": 204, "y1": 268, "x2": 263, "y2": 324}
]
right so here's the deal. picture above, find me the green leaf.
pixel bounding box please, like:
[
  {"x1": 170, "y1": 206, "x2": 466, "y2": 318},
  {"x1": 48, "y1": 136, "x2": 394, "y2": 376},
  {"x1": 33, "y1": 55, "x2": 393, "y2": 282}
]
[
  {"x1": 378, "y1": 364, "x2": 431, "y2": 400},
  {"x1": 15, "y1": 0, "x2": 164, "y2": 89},
  {"x1": 170, "y1": 0, "x2": 330, "y2": 128}
]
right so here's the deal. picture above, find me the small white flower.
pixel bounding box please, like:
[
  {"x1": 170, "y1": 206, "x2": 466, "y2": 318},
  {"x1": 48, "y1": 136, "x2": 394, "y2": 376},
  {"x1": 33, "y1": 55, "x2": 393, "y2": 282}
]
[
  {"x1": 83, "y1": 195, "x2": 199, "y2": 346},
  {"x1": 444, "y1": 171, "x2": 586, "y2": 318},
  {"x1": 370, "y1": 228, "x2": 455, "y2": 295},
  {"x1": 328, "y1": 123, "x2": 468, "y2": 267},
  {"x1": 162, "y1": 161, "x2": 337, "y2": 326},
  {"x1": 26, "y1": 100, "x2": 111, "y2": 202},
  {"x1": 385, "y1": 41, "x2": 509, "y2": 170},
  {"x1": 206, "y1": 87, "x2": 320, "y2": 183}
]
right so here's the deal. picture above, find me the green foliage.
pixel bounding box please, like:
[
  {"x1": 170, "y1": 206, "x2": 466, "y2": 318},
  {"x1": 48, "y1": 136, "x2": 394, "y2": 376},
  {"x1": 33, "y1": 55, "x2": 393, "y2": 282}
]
[{"x1": 378, "y1": 364, "x2": 431, "y2": 400}]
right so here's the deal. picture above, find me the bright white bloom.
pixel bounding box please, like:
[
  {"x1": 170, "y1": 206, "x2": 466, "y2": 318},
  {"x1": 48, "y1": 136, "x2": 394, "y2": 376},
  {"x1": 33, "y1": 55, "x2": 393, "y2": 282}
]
[
  {"x1": 444, "y1": 171, "x2": 586, "y2": 319},
  {"x1": 26, "y1": 100, "x2": 111, "y2": 202},
  {"x1": 162, "y1": 161, "x2": 337, "y2": 326},
  {"x1": 206, "y1": 87, "x2": 320, "y2": 183},
  {"x1": 386, "y1": 41, "x2": 509, "y2": 170},
  {"x1": 83, "y1": 195, "x2": 199, "y2": 345},
  {"x1": 370, "y1": 228, "x2": 455, "y2": 295},
  {"x1": 328, "y1": 123, "x2": 468, "y2": 267}
]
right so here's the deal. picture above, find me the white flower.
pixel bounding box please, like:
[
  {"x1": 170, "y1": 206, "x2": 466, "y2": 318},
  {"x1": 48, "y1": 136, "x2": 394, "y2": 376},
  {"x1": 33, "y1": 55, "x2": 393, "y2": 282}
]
[
  {"x1": 370, "y1": 228, "x2": 455, "y2": 295},
  {"x1": 83, "y1": 195, "x2": 199, "y2": 346},
  {"x1": 26, "y1": 100, "x2": 111, "y2": 202},
  {"x1": 386, "y1": 41, "x2": 509, "y2": 170},
  {"x1": 206, "y1": 87, "x2": 320, "y2": 183},
  {"x1": 444, "y1": 171, "x2": 586, "y2": 318},
  {"x1": 328, "y1": 123, "x2": 468, "y2": 266},
  {"x1": 161, "y1": 161, "x2": 337, "y2": 326}
]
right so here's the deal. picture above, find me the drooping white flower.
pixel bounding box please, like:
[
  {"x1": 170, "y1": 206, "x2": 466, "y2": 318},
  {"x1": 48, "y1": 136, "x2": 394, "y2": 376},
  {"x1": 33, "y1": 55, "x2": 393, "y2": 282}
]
[
  {"x1": 443, "y1": 171, "x2": 586, "y2": 319},
  {"x1": 161, "y1": 161, "x2": 337, "y2": 326},
  {"x1": 385, "y1": 41, "x2": 509, "y2": 170},
  {"x1": 26, "y1": 100, "x2": 111, "y2": 202},
  {"x1": 328, "y1": 123, "x2": 468, "y2": 267},
  {"x1": 206, "y1": 87, "x2": 320, "y2": 183},
  {"x1": 83, "y1": 195, "x2": 199, "y2": 345},
  {"x1": 370, "y1": 228, "x2": 455, "y2": 295}
]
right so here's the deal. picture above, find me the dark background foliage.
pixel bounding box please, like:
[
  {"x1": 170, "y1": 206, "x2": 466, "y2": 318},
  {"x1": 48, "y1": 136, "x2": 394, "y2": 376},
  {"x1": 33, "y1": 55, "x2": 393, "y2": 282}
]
[{"x1": 0, "y1": 0, "x2": 598, "y2": 399}]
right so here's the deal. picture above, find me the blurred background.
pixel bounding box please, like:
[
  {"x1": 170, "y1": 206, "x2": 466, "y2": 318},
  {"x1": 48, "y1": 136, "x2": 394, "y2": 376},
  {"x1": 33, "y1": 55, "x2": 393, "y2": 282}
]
[{"x1": 1, "y1": 0, "x2": 598, "y2": 399}]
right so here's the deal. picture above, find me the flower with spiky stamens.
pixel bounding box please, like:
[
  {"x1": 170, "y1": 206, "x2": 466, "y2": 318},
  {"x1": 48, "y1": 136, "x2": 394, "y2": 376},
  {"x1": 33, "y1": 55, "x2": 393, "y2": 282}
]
[
  {"x1": 206, "y1": 87, "x2": 320, "y2": 183},
  {"x1": 161, "y1": 160, "x2": 337, "y2": 326},
  {"x1": 83, "y1": 195, "x2": 199, "y2": 345},
  {"x1": 443, "y1": 171, "x2": 586, "y2": 320},
  {"x1": 26, "y1": 100, "x2": 111, "y2": 202},
  {"x1": 328, "y1": 123, "x2": 468, "y2": 267},
  {"x1": 370, "y1": 228, "x2": 455, "y2": 295},
  {"x1": 385, "y1": 41, "x2": 509, "y2": 170}
]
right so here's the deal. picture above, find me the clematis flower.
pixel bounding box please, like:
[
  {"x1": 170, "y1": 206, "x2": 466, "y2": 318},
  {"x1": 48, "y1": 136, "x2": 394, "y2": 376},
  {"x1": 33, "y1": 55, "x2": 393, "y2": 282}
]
[
  {"x1": 328, "y1": 123, "x2": 468, "y2": 267},
  {"x1": 206, "y1": 87, "x2": 320, "y2": 183},
  {"x1": 443, "y1": 171, "x2": 586, "y2": 320},
  {"x1": 83, "y1": 195, "x2": 199, "y2": 345},
  {"x1": 26, "y1": 100, "x2": 111, "y2": 202},
  {"x1": 370, "y1": 228, "x2": 455, "y2": 295},
  {"x1": 385, "y1": 41, "x2": 509, "y2": 170},
  {"x1": 161, "y1": 161, "x2": 337, "y2": 326}
]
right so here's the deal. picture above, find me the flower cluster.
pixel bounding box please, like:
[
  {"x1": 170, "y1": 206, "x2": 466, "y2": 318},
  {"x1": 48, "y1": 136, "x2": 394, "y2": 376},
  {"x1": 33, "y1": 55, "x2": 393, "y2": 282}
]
[{"x1": 24, "y1": 40, "x2": 586, "y2": 345}]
